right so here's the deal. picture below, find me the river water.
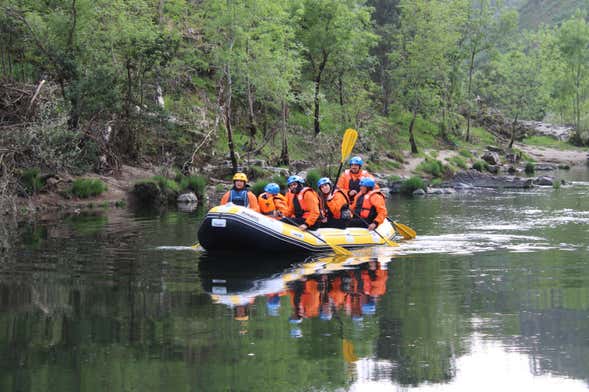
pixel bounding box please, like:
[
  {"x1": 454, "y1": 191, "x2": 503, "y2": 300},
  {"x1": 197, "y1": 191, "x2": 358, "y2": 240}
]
[{"x1": 1, "y1": 167, "x2": 589, "y2": 391}]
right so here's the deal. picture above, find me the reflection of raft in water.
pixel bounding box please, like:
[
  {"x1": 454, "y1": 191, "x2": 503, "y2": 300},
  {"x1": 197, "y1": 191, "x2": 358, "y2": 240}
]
[{"x1": 197, "y1": 204, "x2": 398, "y2": 253}]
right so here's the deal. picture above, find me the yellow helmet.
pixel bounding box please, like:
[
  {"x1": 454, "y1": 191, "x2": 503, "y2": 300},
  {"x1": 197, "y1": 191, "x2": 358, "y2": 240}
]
[{"x1": 232, "y1": 172, "x2": 248, "y2": 182}]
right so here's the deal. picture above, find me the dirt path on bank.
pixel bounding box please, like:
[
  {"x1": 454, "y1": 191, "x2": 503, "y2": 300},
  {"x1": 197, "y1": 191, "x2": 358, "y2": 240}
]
[
  {"x1": 393, "y1": 145, "x2": 587, "y2": 178},
  {"x1": 514, "y1": 143, "x2": 588, "y2": 165}
]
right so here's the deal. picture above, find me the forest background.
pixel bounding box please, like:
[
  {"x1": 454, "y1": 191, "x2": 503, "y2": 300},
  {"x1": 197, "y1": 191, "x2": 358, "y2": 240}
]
[{"x1": 2, "y1": 0, "x2": 589, "y2": 211}]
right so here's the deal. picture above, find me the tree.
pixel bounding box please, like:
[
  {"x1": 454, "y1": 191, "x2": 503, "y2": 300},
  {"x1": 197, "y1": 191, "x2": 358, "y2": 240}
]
[
  {"x1": 203, "y1": 0, "x2": 301, "y2": 171},
  {"x1": 367, "y1": 0, "x2": 401, "y2": 116},
  {"x1": 461, "y1": 0, "x2": 517, "y2": 142},
  {"x1": 293, "y1": 0, "x2": 375, "y2": 135},
  {"x1": 555, "y1": 11, "x2": 589, "y2": 143},
  {"x1": 479, "y1": 44, "x2": 548, "y2": 149},
  {"x1": 390, "y1": 0, "x2": 466, "y2": 153}
]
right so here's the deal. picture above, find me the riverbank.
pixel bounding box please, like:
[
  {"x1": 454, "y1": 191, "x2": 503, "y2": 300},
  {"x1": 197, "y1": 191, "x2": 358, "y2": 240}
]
[{"x1": 9, "y1": 142, "x2": 587, "y2": 219}]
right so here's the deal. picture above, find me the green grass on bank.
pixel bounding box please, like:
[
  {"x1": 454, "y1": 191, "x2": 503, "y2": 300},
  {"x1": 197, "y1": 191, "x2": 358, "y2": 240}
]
[{"x1": 522, "y1": 135, "x2": 582, "y2": 150}]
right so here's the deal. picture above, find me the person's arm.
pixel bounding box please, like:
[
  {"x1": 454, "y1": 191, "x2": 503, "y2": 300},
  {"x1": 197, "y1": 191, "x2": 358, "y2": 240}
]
[
  {"x1": 336, "y1": 175, "x2": 348, "y2": 193},
  {"x1": 284, "y1": 195, "x2": 295, "y2": 218},
  {"x1": 303, "y1": 192, "x2": 320, "y2": 227},
  {"x1": 248, "y1": 192, "x2": 260, "y2": 212},
  {"x1": 274, "y1": 195, "x2": 288, "y2": 216},
  {"x1": 220, "y1": 191, "x2": 229, "y2": 205},
  {"x1": 330, "y1": 192, "x2": 348, "y2": 219},
  {"x1": 371, "y1": 193, "x2": 387, "y2": 226}
]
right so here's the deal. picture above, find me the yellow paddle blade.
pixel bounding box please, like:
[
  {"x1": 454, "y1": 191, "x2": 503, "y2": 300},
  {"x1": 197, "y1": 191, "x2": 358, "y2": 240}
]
[
  {"x1": 340, "y1": 128, "x2": 358, "y2": 163},
  {"x1": 326, "y1": 240, "x2": 353, "y2": 256},
  {"x1": 191, "y1": 243, "x2": 204, "y2": 251},
  {"x1": 382, "y1": 236, "x2": 400, "y2": 247},
  {"x1": 393, "y1": 221, "x2": 416, "y2": 240},
  {"x1": 342, "y1": 338, "x2": 359, "y2": 363}
]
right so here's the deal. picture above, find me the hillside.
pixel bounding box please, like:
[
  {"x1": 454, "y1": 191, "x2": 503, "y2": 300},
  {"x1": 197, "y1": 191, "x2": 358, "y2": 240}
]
[{"x1": 514, "y1": 0, "x2": 585, "y2": 29}]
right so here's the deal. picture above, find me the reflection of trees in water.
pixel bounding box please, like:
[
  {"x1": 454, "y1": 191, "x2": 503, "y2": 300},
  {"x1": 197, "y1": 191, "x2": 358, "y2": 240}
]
[
  {"x1": 466, "y1": 253, "x2": 589, "y2": 386},
  {"x1": 374, "y1": 257, "x2": 471, "y2": 386},
  {"x1": 518, "y1": 309, "x2": 589, "y2": 384}
]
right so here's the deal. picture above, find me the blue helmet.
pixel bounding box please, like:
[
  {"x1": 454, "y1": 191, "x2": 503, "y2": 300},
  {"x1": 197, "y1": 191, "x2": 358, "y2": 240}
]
[
  {"x1": 359, "y1": 177, "x2": 375, "y2": 188},
  {"x1": 362, "y1": 302, "x2": 376, "y2": 315},
  {"x1": 317, "y1": 177, "x2": 332, "y2": 188},
  {"x1": 349, "y1": 156, "x2": 364, "y2": 166},
  {"x1": 287, "y1": 175, "x2": 305, "y2": 185},
  {"x1": 264, "y1": 182, "x2": 280, "y2": 194}
]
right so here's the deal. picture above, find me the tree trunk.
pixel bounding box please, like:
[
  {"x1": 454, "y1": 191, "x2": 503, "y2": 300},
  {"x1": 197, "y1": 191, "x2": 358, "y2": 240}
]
[
  {"x1": 280, "y1": 101, "x2": 289, "y2": 166},
  {"x1": 409, "y1": 109, "x2": 418, "y2": 154},
  {"x1": 508, "y1": 112, "x2": 518, "y2": 149},
  {"x1": 313, "y1": 51, "x2": 329, "y2": 135},
  {"x1": 465, "y1": 49, "x2": 476, "y2": 142},
  {"x1": 158, "y1": 0, "x2": 165, "y2": 25},
  {"x1": 380, "y1": 60, "x2": 390, "y2": 116},
  {"x1": 246, "y1": 80, "x2": 257, "y2": 142},
  {"x1": 224, "y1": 64, "x2": 238, "y2": 173},
  {"x1": 125, "y1": 58, "x2": 133, "y2": 118}
]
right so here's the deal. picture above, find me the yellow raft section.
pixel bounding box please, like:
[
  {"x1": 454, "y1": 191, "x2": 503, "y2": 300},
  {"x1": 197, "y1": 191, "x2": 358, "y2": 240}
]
[{"x1": 208, "y1": 204, "x2": 397, "y2": 249}]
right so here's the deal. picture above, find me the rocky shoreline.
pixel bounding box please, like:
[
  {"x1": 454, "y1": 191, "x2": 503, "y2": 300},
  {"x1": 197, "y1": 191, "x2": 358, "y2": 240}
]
[{"x1": 8, "y1": 143, "x2": 588, "y2": 219}]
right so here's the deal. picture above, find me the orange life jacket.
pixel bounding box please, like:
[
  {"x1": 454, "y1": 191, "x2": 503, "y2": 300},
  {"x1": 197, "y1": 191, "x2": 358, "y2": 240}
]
[
  {"x1": 340, "y1": 169, "x2": 373, "y2": 192},
  {"x1": 294, "y1": 187, "x2": 316, "y2": 219},
  {"x1": 319, "y1": 189, "x2": 349, "y2": 220},
  {"x1": 259, "y1": 192, "x2": 288, "y2": 216},
  {"x1": 354, "y1": 189, "x2": 384, "y2": 221}
]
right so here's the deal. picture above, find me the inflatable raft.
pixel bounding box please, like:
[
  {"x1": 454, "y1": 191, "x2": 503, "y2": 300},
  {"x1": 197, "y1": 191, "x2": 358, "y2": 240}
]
[{"x1": 197, "y1": 204, "x2": 398, "y2": 253}]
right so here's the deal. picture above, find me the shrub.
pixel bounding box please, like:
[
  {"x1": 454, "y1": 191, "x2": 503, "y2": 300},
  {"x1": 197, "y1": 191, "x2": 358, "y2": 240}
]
[
  {"x1": 271, "y1": 175, "x2": 287, "y2": 192},
  {"x1": 71, "y1": 178, "x2": 107, "y2": 198},
  {"x1": 250, "y1": 180, "x2": 268, "y2": 196},
  {"x1": 449, "y1": 155, "x2": 468, "y2": 170},
  {"x1": 472, "y1": 160, "x2": 488, "y2": 172},
  {"x1": 417, "y1": 158, "x2": 444, "y2": 178},
  {"x1": 459, "y1": 149, "x2": 473, "y2": 158},
  {"x1": 553, "y1": 180, "x2": 561, "y2": 189},
  {"x1": 179, "y1": 175, "x2": 206, "y2": 198},
  {"x1": 306, "y1": 169, "x2": 322, "y2": 191},
  {"x1": 525, "y1": 162, "x2": 535, "y2": 174},
  {"x1": 152, "y1": 175, "x2": 180, "y2": 192},
  {"x1": 21, "y1": 168, "x2": 44, "y2": 194},
  {"x1": 400, "y1": 176, "x2": 425, "y2": 195}
]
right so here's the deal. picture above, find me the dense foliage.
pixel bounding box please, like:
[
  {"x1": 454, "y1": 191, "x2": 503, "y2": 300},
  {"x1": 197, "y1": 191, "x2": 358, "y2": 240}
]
[{"x1": 2, "y1": 0, "x2": 589, "y2": 181}]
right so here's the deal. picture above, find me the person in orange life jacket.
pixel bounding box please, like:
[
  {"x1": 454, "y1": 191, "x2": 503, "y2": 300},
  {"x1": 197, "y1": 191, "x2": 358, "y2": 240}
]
[
  {"x1": 220, "y1": 172, "x2": 260, "y2": 212},
  {"x1": 316, "y1": 177, "x2": 351, "y2": 229},
  {"x1": 336, "y1": 156, "x2": 379, "y2": 201},
  {"x1": 282, "y1": 175, "x2": 320, "y2": 231},
  {"x1": 258, "y1": 182, "x2": 287, "y2": 218},
  {"x1": 349, "y1": 177, "x2": 387, "y2": 231}
]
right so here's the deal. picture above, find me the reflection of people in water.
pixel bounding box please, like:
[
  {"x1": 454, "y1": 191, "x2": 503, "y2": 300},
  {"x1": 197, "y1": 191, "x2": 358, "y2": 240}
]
[
  {"x1": 287, "y1": 277, "x2": 321, "y2": 320},
  {"x1": 266, "y1": 293, "x2": 282, "y2": 317},
  {"x1": 287, "y1": 260, "x2": 389, "y2": 322}
]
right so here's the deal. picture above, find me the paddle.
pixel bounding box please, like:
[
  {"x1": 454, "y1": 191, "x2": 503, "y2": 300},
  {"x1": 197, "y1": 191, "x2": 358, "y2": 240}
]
[
  {"x1": 282, "y1": 216, "x2": 352, "y2": 256},
  {"x1": 332, "y1": 128, "x2": 358, "y2": 194},
  {"x1": 386, "y1": 218, "x2": 416, "y2": 240},
  {"x1": 351, "y1": 212, "x2": 399, "y2": 247}
]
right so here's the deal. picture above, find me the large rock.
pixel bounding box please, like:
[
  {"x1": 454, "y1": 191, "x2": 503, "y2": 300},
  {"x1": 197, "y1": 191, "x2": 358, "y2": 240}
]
[
  {"x1": 535, "y1": 163, "x2": 558, "y2": 171},
  {"x1": 448, "y1": 170, "x2": 534, "y2": 189},
  {"x1": 177, "y1": 192, "x2": 198, "y2": 203},
  {"x1": 482, "y1": 151, "x2": 500, "y2": 165},
  {"x1": 534, "y1": 176, "x2": 554, "y2": 186}
]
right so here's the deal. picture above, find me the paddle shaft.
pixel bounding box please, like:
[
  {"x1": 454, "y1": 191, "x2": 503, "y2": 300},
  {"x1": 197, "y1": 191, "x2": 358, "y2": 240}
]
[
  {"x1": 281, "y1": 216, "x2": 351, "y2": 255},
  {"x1": 331, "y1": 161, "x2": 345, "y2": 196},
  {"x1": 352, "y1": 213, "x2": 399, "y2": 247}
]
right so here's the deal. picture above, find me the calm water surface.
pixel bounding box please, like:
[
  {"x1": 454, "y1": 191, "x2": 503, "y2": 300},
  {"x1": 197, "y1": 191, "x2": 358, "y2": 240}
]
[{"x1": 1, "y1": 167, "x2": 589, "y2": 391}]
